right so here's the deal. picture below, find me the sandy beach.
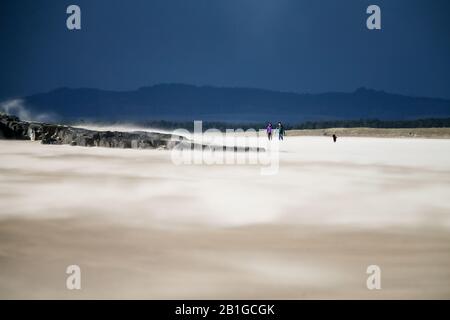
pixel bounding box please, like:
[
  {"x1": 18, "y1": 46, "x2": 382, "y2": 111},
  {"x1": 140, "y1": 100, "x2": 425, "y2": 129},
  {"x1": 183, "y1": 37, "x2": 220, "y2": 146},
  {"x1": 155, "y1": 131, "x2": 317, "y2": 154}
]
[{"x1": 1, "y1": 136, "x2": 450, "y2": 299}]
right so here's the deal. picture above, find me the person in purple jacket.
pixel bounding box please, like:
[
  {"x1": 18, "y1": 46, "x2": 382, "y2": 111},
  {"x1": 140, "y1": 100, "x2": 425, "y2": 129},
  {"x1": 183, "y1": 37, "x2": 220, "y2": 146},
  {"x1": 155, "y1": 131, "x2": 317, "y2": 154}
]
[{"x1": 266, "y1": 122, "x2": 273, "y2": 140}]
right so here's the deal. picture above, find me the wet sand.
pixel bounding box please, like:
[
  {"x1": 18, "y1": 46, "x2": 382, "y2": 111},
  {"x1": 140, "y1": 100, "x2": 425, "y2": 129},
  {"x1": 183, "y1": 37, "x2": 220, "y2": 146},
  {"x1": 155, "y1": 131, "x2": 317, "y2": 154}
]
[{"x1": 0, "y1": 137, "x2": 450, "y2": 299}]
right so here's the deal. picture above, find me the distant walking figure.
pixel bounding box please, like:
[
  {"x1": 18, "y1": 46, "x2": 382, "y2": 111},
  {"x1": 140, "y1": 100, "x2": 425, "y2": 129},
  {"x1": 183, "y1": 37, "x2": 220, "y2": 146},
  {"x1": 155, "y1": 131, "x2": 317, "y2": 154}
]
[
  {"x1": 266, "y1": 122, "x2": 273, "y2": 140},
  {"x1": 277, "y1": 122, "x2": 285, "y2": 140},
  {"x1": 332, "y1": 134, "x2": 337, "y2": 143}
]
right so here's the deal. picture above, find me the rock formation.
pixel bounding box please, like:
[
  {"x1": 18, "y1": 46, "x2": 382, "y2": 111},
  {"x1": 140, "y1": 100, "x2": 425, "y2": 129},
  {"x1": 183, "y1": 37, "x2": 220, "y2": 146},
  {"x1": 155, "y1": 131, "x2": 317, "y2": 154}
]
[
  {"x1": 0, "y1": 113, "x2": 181, "y2": 149},
  {"x1": 0, "y1": 113, "x2": 264, "y2": 152}
]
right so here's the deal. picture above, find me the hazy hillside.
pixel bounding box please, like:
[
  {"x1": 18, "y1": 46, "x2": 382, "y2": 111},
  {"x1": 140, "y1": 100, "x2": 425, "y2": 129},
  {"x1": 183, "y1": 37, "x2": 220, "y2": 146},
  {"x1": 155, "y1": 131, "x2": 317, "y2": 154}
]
[{"x1": 22, "y1": 84, "x2": 450, "y2": 122}]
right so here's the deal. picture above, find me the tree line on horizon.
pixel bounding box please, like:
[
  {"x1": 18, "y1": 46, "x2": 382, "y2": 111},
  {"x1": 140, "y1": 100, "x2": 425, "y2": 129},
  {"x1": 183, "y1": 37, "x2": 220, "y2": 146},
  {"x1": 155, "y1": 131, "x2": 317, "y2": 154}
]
[{"x1": 120, "y1": 118, "x2": 450, "y2": 132}]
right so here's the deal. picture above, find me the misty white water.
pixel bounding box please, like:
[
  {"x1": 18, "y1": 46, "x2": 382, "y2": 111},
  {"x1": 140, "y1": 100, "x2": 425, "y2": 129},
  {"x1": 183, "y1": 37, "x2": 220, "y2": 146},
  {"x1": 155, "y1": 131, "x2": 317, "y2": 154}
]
[
  {"x1": 1, "y1": 136, "x2": 450, "y2": 299},
  {"x1": 1, "y1": 136, "x2": 449, "y2": 229},
  {"x1": 71, "y1": 123, "x2": 176, "y2": 135}
]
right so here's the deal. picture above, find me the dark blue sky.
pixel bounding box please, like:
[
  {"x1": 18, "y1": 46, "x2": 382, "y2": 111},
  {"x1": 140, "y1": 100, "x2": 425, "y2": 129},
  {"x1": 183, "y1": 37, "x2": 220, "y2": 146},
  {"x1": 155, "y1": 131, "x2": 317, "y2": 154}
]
[{"x1": 1, "y1": 0, "x2": 449, "y2": 100}]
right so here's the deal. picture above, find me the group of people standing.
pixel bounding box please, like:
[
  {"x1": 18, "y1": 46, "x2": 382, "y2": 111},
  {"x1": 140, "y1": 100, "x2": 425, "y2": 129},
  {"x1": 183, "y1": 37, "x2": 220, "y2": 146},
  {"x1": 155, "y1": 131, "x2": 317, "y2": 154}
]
[
  {"x1": 266, "y1": 122, "x2": 338, "y2": 142},
  {"x1": 266, "y1": 122, "x2": 285, "y2": 141}
]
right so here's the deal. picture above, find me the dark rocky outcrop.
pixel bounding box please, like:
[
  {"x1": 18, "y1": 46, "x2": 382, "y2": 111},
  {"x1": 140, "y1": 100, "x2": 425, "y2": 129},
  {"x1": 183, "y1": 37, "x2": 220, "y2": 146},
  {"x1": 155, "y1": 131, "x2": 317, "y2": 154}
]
[
  {"x1": 0, "y1": 114, "x2": 30, "y2": 140},
  {"x1": 0, "y1": 113, "x2": 264, "y2": 152},
  {"x1": 0, "y1": 113, "x2": 186, "y2": 149}
]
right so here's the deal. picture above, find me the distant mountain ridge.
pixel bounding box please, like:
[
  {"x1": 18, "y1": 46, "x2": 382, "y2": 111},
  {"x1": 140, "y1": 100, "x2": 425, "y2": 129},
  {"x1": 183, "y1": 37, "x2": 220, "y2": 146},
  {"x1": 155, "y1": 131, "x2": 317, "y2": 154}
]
[{"x1": 21, "y1": 84, "x2": 450, "y2": 123}]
